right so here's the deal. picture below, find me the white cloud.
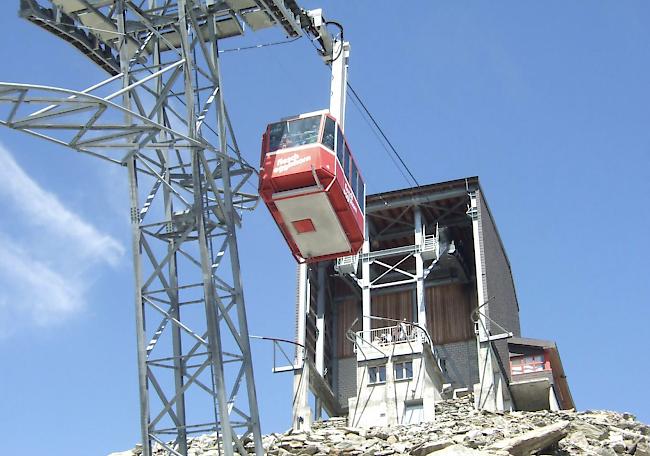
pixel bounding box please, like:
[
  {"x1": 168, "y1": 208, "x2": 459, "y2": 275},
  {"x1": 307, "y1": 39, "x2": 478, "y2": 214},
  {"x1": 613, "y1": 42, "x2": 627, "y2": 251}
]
[
  {"x1": 0, "y1": 145, "x2": 125, "y2": 265},
  {"x1": 0, "y1": 239, "x2": 83, "y2": 328},
  {"x1": 0, "y1": 143, "x2": 125, "y2": 336}
]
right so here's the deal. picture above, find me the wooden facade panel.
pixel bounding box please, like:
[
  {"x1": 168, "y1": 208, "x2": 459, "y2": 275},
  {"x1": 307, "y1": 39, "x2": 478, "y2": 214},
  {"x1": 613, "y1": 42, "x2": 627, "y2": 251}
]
[
  {"x1": 426, "y1": 283, "x2": 475, "y2": 344},
  {"x1": 336, "y1": 299, "x2": 360, "y2": 358},
  {"x1": 370, "y1": 291, "x2": 413, "y2": 329}
]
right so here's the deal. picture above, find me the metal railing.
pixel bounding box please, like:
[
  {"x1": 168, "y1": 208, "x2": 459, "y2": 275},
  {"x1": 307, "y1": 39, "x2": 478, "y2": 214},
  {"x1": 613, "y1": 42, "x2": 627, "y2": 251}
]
[
  {"x1": 335, "y1": 253, "x2": 359, "y2": 274},
  {"x1": 354, "y1": 323, "x2": 427, "y2": 351},
  {"x1": 250, "y1": 335, "x2": 306, "y2": 373}
]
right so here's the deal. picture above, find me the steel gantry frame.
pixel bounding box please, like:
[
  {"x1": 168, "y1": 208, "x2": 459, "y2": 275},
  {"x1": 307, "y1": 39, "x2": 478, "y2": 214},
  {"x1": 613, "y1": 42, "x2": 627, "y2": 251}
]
[{"x1": 0, "y1": 0, "x2": 336, "y2": 455}]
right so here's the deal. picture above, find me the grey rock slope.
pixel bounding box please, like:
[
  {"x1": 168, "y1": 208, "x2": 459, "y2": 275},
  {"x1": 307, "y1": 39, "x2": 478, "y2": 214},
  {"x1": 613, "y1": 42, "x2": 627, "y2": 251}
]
[{"x1": 111, "y1": 395, "x2": 650, "y2": 456}]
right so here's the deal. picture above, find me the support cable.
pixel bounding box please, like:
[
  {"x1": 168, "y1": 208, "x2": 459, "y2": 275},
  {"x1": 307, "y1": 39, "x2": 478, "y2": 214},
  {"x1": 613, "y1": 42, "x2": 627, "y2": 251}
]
[
  {"x1": 302, "y1": 23, "x2": 419, "y2": 189},
  {"x1": 346, "y1": 83, "x2": 420, "y2": 187},
  {"x1": 348, "y1": 94, "x2": 413, "y2": 186},
  {"x1": 219, "y1": 36, "x2": 302, "y2": 53}
]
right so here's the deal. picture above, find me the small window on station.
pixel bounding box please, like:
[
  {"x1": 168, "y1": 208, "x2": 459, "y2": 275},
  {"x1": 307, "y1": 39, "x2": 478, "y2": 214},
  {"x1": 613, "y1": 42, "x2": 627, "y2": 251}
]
[
  {"x1": 394, "y1": 361, "x2": 413, "y2": 381},
  {"x1": 322, "y1": 116, "x2": 335, "y2": 152},
  {"x1": 351, "y1": 163, "x2": 358, "y2": 197},
  {"x1": 336, "y1": 127, "x2": 344, "y2": 164},
  {"x1": 510, "y1": 354, "x2": 546, "y2": 375},
  {"x1": 368, "y1": 365, "x2": 386, "y2": 385}
]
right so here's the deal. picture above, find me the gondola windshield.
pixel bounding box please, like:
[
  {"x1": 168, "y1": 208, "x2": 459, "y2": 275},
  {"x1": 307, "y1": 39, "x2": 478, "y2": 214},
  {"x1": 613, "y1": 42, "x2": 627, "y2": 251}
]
[{"x1": 268, "y1": 116, "x2": 321, "y2": 152}]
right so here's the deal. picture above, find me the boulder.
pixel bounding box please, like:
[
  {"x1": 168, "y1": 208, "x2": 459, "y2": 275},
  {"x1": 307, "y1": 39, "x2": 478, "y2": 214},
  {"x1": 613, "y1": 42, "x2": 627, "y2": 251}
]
[
  {"x1": 635, "y1": 442, "x2": 650, "y2": 456},
  {"x1": 487, "y1": 421, "x2": 569, "y2": 456},
  {"x1": 427, "y1": 444, "x2": 494, "y2": 455},
  {"x1": 410, "y1": 439, "x2": 454, "y2": 456}
]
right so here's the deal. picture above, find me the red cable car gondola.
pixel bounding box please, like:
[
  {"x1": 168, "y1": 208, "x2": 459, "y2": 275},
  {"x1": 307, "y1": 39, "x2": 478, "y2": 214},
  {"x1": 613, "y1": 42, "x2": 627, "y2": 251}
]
[{"x1": 259, "y1": 110, "x2": 365, "y2": 263}]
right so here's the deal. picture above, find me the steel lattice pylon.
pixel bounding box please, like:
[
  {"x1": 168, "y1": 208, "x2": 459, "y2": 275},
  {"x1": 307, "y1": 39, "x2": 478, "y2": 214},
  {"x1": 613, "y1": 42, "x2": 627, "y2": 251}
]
[{"x1": 0, "y1": 0, "x2": 310, "y2": 455}]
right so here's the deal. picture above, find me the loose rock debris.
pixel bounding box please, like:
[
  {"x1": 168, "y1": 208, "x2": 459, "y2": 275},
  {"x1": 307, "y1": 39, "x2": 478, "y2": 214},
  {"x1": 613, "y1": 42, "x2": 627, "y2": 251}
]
[{"x1": 110, "y1": 395, "x2": 650, "y2": 456}]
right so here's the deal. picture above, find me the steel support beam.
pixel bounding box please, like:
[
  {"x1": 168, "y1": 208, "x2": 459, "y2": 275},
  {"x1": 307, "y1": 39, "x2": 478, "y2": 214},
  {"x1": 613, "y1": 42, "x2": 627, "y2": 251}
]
[
  {"x1": 329, "y1": 40, "x2": 350, "y2": 127},
  {"x1": 314, "y1": 263, "x2": 326, "y2": 419},
  {"x1": 366, "y1": 188, "x2": 469, "y2": 213},
  {"x1": 292, "y1": 263, "x2": 312, "y2": 431},
  {"x1": 361, "y1": 232, "x2": 372, "y2": 342},
  {"x1": 414, "y1": 207, "x2": 427, "y2": 329},
  {"x1": 469, "y1": 191, "x2": 499, "y2": 412}
]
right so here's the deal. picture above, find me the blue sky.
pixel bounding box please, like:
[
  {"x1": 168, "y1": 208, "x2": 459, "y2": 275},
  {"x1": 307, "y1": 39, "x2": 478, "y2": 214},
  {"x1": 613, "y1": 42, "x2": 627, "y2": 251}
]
[{"x1": 0, "y1": 1, "x2": 649, "y2": 455}]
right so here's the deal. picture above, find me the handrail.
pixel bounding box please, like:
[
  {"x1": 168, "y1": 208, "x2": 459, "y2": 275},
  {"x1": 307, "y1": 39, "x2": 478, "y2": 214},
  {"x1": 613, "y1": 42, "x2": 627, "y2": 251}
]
[
  {"x1": 250, "y1": 335, "x2": 306, "y2": 372},
  {"x1": 354, "y1": 323, "x2": 426, "y2": 350}
]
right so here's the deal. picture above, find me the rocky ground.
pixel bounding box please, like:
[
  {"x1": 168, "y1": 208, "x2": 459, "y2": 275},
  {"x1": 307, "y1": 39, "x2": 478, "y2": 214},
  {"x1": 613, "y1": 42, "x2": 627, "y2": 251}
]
[{"x1": 111, "y1": 395, "x2": 650, "y2": 456}]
